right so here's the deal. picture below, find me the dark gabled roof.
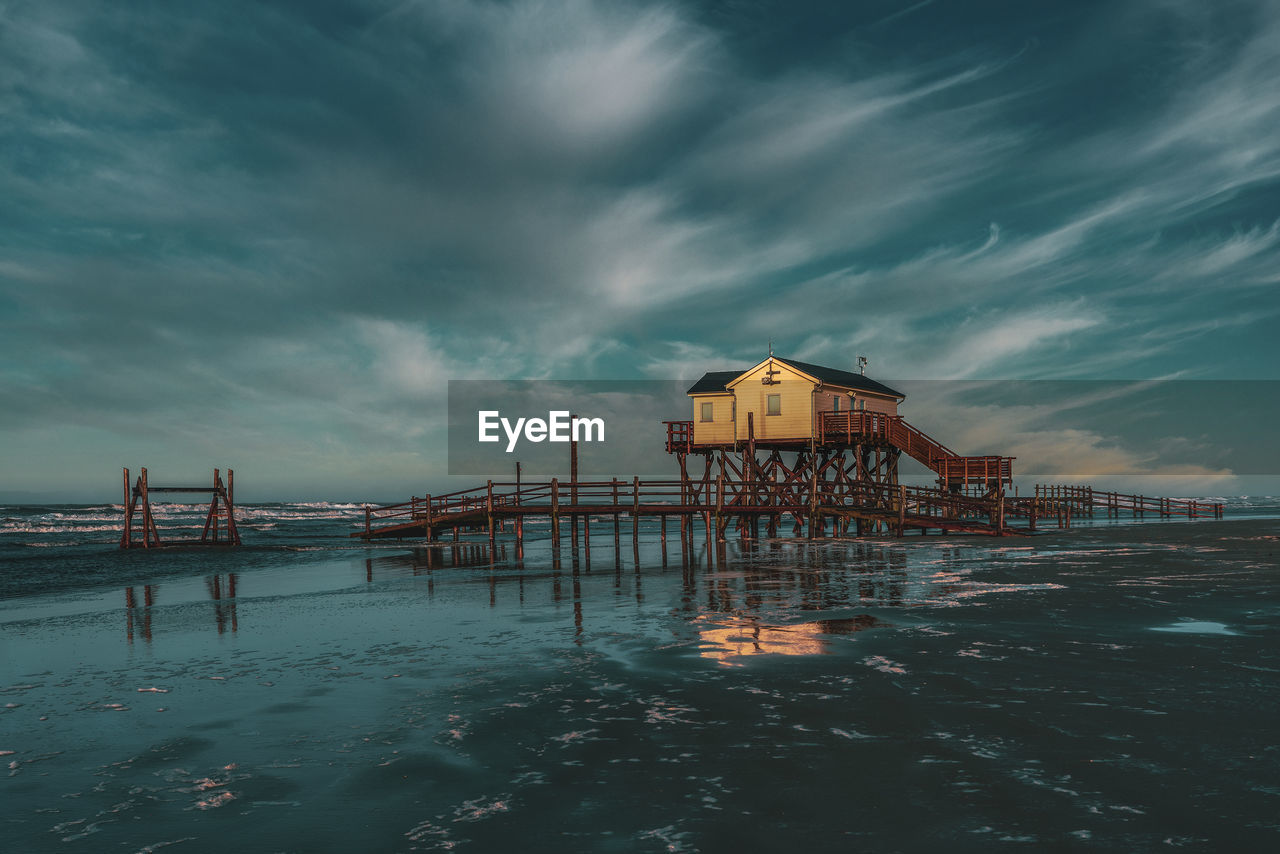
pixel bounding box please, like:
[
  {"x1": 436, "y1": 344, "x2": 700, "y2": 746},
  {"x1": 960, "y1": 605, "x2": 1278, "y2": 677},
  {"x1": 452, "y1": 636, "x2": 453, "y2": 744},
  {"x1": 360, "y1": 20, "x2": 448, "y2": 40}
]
[
  {"x1": 686, "y1": 358, "x2": 904, "y2": 399},
  {"x1": 773, "y1": 357, "x2": 904, "y2": 399},
  {"x1": 686, "y1": 371, "x2": 740, "y2": 395}
]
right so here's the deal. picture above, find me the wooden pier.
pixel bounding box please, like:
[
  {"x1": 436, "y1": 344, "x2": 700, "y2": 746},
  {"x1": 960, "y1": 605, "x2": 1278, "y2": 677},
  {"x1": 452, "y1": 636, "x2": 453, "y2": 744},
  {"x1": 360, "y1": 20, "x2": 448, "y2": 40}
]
[
  {"x1": 355, "y1": 475, "x2": 1023, "y2": 547},
  {"x1": 1026, "y1": 484, "x2": 1223, "y2": 522},
  {"x1": 354, "y1": 477, "x2": 1225, "y2": 547},
  {"x1": 355, "y1": 354, "x2": 1222, "y2": 548}
]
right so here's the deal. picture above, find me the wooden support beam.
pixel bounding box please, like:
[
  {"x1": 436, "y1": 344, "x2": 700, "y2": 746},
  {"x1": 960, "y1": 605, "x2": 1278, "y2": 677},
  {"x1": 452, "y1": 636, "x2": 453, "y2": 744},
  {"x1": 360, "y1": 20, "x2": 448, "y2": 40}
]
[
  {"x1": 141, "y1": 468, "x2": 156, "y2": 548},
  {"x1": 121, "y1": 468, "x2": 131, "y2": 548},
  {"x1": 612, "y1": 478, "x2": 620, "y2": 547},
  {"x1": 551, "y1": 478, "x2": 560, "y2": 548},
  {"x1": 226, "y1": 470, "x2": 240, "y2": 545},
  {"x1": 201, "y1": 468, "x2": 220, "y2": 543},
  {"x1": 715, "y1": 473, "x2": 725, "y2": 542},
  {"x1": 486, "y1": 480, "x2": 495, "y2": 549},
  {"x1": 632, "y1": 476, "x2": 640, "y2": 546},
  {"x1": 807, "y1": 440, "x2": 818, "y2": 539},
  {"x1": 897, "y1": 484, "x2": 906, "y2": 538}
]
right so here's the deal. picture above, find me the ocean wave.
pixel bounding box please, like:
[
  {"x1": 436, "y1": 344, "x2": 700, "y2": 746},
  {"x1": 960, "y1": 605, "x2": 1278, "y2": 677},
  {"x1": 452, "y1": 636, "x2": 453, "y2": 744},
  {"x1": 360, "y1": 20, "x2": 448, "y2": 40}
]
[
  {"x1": 2, "y1": 522, "x2": 210, "y2": 535},
  {"x1": 234, "y1": 509, "x2": 365, "y2": 521},
  {"x1": 2, "y1": 524, "x2": 131, "y2": 534}
]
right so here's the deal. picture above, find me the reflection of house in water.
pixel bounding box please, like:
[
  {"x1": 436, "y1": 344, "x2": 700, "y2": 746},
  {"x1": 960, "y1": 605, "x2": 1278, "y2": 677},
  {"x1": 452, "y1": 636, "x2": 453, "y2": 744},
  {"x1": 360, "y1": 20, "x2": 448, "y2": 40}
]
[
  {"x1": 360, "y1": 539, "x2": 921, "y2": 656},
  {"x1": 696, "y1": 614, "x2": 884, "y2": 665},
  {"x1": 695, "y1": 542, "x2": 909, "y2": 614}
]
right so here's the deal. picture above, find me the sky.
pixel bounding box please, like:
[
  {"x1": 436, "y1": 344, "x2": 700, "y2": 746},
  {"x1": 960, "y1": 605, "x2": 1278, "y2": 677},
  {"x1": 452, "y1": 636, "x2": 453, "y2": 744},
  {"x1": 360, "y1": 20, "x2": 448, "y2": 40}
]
[{"x1": 2, "y1": 0, "x2": 1279, "y2": 501}]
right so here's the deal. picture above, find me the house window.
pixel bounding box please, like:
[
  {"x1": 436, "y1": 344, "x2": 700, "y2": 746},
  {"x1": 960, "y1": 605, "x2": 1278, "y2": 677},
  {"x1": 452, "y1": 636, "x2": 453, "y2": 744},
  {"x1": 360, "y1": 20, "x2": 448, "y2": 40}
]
[
  {"x1": 700, "y1": 401, "x2": 714, "y2": 422},
  {"x1": 767, "y1": 394, "x2": 781, "y2": 416},
  {"x1": 832, "y1": 395, "x2": 840, "y2": 413}
]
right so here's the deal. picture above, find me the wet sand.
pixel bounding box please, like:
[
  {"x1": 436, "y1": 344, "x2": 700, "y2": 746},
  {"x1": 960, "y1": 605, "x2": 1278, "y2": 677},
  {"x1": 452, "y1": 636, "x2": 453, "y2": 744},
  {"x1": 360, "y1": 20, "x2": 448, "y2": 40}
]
[{"x1": 2, "y1": 518, "x2": 1278, "y2": 851}]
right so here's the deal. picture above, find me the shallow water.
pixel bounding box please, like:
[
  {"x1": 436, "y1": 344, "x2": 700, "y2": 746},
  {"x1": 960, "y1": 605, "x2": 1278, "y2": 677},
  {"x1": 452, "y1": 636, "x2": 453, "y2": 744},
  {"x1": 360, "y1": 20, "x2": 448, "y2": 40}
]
[{"x1": 2, "y1": 508, "x2": 1279, "y2": 852}]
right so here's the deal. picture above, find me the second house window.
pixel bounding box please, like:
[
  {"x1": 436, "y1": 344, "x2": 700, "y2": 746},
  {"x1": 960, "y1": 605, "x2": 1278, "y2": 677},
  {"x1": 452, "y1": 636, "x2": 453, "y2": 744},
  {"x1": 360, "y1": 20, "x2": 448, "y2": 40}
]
[{"x1": 767, "y1": 394, "x2": 781, "y2": 416}]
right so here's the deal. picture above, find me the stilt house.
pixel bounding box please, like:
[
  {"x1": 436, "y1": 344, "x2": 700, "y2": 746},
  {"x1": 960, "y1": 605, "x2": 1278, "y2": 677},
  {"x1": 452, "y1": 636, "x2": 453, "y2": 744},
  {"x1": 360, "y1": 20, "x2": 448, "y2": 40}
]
[{"x1": 686, "y1": 355, "x2": 904, "y2": 445}]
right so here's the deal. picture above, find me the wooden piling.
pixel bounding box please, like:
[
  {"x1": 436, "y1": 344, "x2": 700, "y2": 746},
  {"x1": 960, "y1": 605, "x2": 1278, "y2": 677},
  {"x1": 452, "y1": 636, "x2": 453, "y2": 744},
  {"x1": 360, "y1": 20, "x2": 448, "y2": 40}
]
[
  {"x1": 808, "y1": 442, "x2": 818, "y2": 540},
  {"x1": 612, "y1": 478, "x2": 620, "y2": 547},
  {"x1": 632, "y1": 476, "x2": 640, "y2": 547},
  {"x1": 551, "y1": 478, "x2": 560, "y2": 548},
  {"x1": 122, "y1": 468, "x2": 132, "y2": 546},
  {"x1": 486, "y1": 480, "x2": 495, "y2": 548},
  {"x1": 896, "y1": 484, "x2": 906, "y2": 538},
  {"x1": 715, "y1": 474, "x2": 724, "y2": 542},
  {"x1": 140, "y1": 468, "x2": 153, "y2": 548}
]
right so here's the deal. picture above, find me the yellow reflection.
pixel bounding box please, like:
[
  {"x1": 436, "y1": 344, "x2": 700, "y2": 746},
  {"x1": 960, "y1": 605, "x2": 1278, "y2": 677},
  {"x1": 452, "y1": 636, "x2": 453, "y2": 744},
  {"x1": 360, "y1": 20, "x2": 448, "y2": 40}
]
[
  {"x1": 696, "y1": 615, "x2": 883, "y2": 665},
  {"x1": 697, "y1": 617, "x2": 829, "y2": 664}
]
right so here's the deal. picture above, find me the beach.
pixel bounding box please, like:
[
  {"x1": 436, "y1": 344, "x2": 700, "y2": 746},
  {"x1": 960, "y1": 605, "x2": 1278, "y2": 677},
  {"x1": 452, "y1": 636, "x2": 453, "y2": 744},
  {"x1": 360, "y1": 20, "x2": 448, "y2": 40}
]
[{"x1": 2, "y1": 502, "x2": 1278, "y2": 852}]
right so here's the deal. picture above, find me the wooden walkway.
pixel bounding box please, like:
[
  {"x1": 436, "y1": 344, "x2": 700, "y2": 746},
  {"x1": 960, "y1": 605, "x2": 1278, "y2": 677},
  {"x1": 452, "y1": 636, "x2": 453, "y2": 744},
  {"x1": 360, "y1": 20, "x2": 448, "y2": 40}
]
[
  {"x1": 1026, "y1": 485, "x2": 1224, "y2": 521},
  {"x1": 354, "y1": 477, "x2": 1025, "y2": 545},
  {"x1": 354, "y1": 478, "x2": 1225, "y2": 545}
]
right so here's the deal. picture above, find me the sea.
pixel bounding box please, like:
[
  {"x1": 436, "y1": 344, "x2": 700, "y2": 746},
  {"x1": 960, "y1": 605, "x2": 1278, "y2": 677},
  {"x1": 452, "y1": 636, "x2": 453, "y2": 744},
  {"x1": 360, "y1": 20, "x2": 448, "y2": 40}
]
[{"x1": 2, "y1": 497, "x2": 1278, "y2": 852}]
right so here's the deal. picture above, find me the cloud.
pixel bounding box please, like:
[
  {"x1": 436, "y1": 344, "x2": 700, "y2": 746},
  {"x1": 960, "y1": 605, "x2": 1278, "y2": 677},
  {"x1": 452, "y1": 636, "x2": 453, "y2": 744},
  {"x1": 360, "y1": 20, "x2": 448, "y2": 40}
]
[
  {"x1": 911, "y1": 305, "x2": 1104, "y2": 379},
  {"x1": 896, "y1": 380, "x2": 1240, "y2": 479},
  {"x1": 3, "y1": 0, "x2": 1279, "y2": 497},
  {"x1": 1173, "y1": 220, "x2": 1280, "y2": 279},
  {"x1": 640, "y1": 341, "x2": 741, "y2": 379}
]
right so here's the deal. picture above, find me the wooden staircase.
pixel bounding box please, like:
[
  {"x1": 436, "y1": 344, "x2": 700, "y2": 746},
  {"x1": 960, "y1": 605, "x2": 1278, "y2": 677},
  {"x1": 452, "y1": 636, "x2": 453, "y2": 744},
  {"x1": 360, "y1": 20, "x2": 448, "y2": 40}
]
[
  {"x1": 665, "y1": 413, "x2": 1012, "y2": 487},
  {"x1": 819, "y1": 411, "x2": 1012, "y2": 487}
]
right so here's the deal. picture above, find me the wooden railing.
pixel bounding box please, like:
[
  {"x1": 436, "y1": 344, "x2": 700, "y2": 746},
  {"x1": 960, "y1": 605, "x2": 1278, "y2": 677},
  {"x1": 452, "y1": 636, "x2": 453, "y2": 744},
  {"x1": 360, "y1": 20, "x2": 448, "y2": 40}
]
[
  {"x1": 825, "y1": 411, "x2": 960, "y2": 461},
  {"x1": 358, "y1": 474, "x2": 1225, "y2": 540},
  {"x1": 934, "y1": 456, "x2": 1014, "y2": 485},
  {"x1": 1031, "y1": 485, "x2": 1223, "y2": 519},
  {"x1": 665, "y1": 420, "x2": 693, "y2": 453},
  {"x1": 363, "y1": 478, "x2": 698, "y2": 534},
  {"x1": 819, "y1": 411, "x2": 1013, "y2": 485},
  {"x1": 360, "y1": 474, "x2": 1014, "y2": 536}
]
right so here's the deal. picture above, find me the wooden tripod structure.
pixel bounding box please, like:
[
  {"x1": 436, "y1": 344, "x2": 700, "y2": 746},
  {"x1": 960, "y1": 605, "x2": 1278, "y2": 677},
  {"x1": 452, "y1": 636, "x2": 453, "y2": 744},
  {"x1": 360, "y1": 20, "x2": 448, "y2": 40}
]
[{"x1": 120, "y1": 467, "x2": 241, "y2": 548}]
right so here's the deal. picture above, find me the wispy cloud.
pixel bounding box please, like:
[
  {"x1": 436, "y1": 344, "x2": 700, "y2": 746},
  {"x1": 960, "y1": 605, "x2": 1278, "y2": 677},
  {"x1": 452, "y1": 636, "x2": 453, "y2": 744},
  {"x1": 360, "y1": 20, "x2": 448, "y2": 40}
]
[{"x1": 2, "y1": 0, "x2": 1279, "y2": 496}]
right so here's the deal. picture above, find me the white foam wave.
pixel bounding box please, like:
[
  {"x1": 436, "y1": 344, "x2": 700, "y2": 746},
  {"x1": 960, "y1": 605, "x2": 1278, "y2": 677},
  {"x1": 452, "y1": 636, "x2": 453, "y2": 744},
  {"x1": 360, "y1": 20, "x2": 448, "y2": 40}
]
[
  {"x1": 234, "y1": 508, "x2": 365, "y2": 521},
  {"x1": 3, "y1": 524, "x2": 125, "y2": 534}
]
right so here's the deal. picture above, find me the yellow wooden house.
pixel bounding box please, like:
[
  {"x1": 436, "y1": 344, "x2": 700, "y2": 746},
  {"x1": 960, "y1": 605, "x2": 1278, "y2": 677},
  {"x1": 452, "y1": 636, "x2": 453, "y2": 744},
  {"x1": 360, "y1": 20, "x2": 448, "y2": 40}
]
[{"x1": 687, "y1": 356, "x2": 903, "y2": 445}]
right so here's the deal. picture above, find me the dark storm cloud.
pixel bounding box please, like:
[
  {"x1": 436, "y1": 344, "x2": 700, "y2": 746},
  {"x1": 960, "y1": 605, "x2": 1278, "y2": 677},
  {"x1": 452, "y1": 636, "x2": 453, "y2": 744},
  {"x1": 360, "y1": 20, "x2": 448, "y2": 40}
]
[{"x1": 2, "y1": 0, "x2": 1279, "y2": 497}]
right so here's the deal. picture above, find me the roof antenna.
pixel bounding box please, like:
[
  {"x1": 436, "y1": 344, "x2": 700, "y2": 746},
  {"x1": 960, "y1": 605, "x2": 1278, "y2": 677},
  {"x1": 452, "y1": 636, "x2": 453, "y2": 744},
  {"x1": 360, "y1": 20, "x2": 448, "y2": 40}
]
[
  {"x1": 768, "y1": 339, "x2": 773, "y2": 358},
  {"x1": 857, "y1": 355, "x2": 868, "y2": 375}
]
